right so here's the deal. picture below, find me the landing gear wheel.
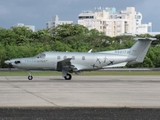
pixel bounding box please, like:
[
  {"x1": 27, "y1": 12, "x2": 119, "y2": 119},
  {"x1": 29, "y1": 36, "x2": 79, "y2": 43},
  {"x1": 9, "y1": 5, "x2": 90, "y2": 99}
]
[
  {"x1": 64, "y1": 73, "x2": 72, "y2": 80},
  {"x1": 28, "y1": 75, "x2": 33, "y2": 80}
]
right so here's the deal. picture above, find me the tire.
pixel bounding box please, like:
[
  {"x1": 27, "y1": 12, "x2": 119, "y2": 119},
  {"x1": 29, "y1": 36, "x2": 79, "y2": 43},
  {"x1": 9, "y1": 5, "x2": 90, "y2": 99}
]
[
  {"x1": 28, "y1": 75, "x2": 33, "y2": 80},
  {"x1": 64, "y1": 73, "x2": 72, "y2": 80}
]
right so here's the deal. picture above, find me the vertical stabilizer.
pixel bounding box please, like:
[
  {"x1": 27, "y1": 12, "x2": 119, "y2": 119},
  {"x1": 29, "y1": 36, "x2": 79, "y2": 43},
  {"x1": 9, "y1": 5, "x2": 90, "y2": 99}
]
[{"x1": 129, "y1": 38, "x2": 156, "y2": 63}]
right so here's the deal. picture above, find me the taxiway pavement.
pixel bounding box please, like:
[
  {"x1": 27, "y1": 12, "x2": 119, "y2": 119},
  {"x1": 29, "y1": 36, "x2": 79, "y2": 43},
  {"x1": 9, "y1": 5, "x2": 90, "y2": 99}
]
[{"x1": 0, "y1": 76, "x2": 160, "y2": 107}]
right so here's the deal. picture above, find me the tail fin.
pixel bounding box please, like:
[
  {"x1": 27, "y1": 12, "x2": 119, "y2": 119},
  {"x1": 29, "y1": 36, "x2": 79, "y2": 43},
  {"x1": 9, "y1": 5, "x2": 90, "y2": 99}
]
[{"x1": 129, "y1": 38, "x2": 156, "y2": 63}]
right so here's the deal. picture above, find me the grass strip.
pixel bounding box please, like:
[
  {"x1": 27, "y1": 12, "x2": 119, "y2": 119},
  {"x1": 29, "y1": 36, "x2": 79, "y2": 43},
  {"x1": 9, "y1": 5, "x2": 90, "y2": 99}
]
[{"x1": 0, "y1": 71, "x2": 160, "y2": 76}]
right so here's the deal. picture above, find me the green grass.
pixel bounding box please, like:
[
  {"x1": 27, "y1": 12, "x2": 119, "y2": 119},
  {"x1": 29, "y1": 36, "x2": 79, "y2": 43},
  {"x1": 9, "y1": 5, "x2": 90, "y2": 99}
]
[
  {"x1": 0, "y1": 71, "x2": 61, "y2": 76},
  {"x1": 83, "y1": 71, "x2": 160, "y2": 76},
  {"x1": 0, "y1": 71, "x2": 160, "y2": 76}
]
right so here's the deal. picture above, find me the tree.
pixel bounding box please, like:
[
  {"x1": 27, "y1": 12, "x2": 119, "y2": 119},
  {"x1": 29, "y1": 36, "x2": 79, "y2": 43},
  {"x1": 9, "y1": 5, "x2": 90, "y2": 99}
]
[{"x1": 0, "y1": 26, "x2": 159, "y2": 68}]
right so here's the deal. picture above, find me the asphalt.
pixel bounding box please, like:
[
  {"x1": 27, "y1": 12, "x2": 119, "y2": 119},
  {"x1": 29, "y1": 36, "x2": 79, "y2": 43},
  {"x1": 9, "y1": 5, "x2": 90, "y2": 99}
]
[
  {"x1": 0, "y1": 76, "x2": 160, "y2": 119},
  {"x1": 1, "y1": 107, "x2": 160, "y2": 120}
]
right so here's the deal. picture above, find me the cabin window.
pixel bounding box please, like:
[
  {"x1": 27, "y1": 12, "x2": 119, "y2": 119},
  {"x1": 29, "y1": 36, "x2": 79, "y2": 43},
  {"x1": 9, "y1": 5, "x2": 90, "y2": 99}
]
[
  {"x1": 57, "y1": 56, "x2": 61, "y2": 60},
  {"x1": 72, "y1": 56, "x2": 75, "y2": 60},
  {"x1": 64, "y1": 56, "x2": 67, "y2": 59},
  {"x1": 82, "y1": 56, "x2": 85, "y2": 60}
]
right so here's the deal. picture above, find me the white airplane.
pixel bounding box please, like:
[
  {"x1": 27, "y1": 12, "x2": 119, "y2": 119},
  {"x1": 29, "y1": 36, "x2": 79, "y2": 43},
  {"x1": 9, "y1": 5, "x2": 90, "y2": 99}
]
[{"x1": 5, "y1": 38, "x2": 156, "y2": 80}]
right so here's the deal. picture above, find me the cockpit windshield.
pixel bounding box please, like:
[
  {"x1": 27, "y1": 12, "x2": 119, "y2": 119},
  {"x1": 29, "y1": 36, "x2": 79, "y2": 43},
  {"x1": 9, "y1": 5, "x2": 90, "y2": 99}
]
[{"x1": 36, "y1": 53, "x2": 46, "y2": 58}]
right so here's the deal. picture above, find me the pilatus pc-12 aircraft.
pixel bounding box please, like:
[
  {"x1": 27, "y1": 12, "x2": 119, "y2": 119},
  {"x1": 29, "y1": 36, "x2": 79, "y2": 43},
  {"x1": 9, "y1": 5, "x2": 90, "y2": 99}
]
[{"x1": 5, "y1": 38, "x2": 156, "y2": 80}]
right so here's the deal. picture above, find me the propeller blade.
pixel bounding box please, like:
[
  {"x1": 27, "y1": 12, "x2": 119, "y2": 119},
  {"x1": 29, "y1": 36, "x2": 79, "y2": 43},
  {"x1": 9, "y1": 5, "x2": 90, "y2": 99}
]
[
  {"x1": 4, "y1": 60, "x2": 12, "y2": 72},
  {"x1": 4, "y1": 60, "x2": 11, "y2": 64}
]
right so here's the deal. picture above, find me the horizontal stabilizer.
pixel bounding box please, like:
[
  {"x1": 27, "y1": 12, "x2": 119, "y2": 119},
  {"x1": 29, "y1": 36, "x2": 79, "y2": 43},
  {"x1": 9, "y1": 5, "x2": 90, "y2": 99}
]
[{"x1": 133, "y1": 38, "x2": 157, "y2": 41}]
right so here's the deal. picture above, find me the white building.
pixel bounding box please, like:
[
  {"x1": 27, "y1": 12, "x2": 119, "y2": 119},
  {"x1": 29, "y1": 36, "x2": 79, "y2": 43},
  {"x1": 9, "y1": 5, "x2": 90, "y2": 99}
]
[
  {"x1": 46, "y1": 15, "x2": 73, "y2": 28},
  {"x1": 14, "y1": 23, "x2": 35, "y2": 32},
  {"x1": 78, "y1": 7, "x2": 153, "y2": 37},
  {"x1": 135, "y1": 12, "x2": 152, "y2": 34}
]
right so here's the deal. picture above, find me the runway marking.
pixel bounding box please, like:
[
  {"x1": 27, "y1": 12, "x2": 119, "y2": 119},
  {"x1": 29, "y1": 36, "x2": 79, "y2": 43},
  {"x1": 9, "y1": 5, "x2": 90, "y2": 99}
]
[{"x1": 4, "y1": 77, "x2": 58, "y2": 107}]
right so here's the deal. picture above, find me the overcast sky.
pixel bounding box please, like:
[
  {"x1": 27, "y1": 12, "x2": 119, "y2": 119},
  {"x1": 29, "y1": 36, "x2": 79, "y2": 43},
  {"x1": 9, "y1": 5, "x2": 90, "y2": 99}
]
[{"x1": 0, "y1": 0, "x2": 159, "y2": 31}]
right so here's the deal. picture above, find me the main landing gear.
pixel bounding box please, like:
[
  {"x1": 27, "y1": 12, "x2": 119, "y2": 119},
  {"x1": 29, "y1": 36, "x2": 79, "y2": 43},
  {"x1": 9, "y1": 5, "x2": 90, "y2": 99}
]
[{"x1": 64, "y1": 73, "x2": 72, "y2": 80}]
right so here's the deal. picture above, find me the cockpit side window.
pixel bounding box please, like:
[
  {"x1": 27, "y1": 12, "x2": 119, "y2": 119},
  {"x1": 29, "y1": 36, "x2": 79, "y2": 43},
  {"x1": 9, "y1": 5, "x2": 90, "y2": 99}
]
[{"x1": 37, "y1": 53, "x2": 46, "y2": 58}]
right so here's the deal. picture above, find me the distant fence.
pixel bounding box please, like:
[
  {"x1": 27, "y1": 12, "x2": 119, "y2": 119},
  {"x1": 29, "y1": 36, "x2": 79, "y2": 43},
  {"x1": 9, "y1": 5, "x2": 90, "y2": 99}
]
[{"x1": 1, "y1": 68, "x2": 160, "y2": 72}]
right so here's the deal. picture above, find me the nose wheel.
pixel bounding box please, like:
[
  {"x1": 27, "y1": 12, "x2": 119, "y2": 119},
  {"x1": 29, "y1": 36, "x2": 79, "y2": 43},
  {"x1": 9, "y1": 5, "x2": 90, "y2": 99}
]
[
  {"x1": 64, "y1": 73, "x2": 72, "y2": 80},
  {"x1": 28, "y1": 71, "x2": 33, "y2": 80},
  {"x1": 28, "y1": 75, "x2": 33, "y2": 80}
]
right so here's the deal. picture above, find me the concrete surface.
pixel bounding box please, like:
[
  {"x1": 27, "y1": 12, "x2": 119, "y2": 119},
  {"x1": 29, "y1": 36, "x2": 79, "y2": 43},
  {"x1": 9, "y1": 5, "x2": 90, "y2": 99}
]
[{"x1": 0, "y1": 76, "x2": 160, "y2": 107}]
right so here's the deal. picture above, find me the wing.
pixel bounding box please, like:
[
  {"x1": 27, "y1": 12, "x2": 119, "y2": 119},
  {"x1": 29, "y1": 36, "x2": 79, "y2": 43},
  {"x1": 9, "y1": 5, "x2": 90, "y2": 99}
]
[{"x1": 56, "y1": 58, "x2": 77, "y2": 72}]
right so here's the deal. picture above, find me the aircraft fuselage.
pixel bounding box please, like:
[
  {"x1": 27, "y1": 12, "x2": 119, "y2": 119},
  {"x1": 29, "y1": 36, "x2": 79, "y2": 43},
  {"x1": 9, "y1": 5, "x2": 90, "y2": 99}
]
[
  {"x1": 4, "y1": 38, "x2": 156, "y2": 80},
  {"x1": 9, "y1": 52, "x2": 134, "y2": 71}
]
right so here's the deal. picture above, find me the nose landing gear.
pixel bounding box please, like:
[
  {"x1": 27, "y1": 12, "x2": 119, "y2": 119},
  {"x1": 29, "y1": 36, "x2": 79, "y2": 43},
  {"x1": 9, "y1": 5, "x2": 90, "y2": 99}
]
[
  {"x1": 28, "y1": 75, "x2": 33, "y2": 80},
  {"x1": 28, "y1": 72, "x2": 33, "y2": 80}
]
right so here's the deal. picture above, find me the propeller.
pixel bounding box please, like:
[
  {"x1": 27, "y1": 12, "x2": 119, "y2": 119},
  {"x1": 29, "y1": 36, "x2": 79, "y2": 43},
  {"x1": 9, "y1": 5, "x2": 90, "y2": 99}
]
[
  {"x1": 4, "y1": 60, "x2": 12, "y2": 72},
  {"x1": 5, "y1": 59, "x2": 21, "y2": 71},
  {"x1": 8, "y1": 62, "x2": 12, "y2": 72}
]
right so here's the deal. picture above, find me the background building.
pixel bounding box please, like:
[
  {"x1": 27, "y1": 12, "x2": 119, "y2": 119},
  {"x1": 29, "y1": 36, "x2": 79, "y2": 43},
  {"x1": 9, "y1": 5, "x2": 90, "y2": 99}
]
[
  {"x1": 78, "y1": 7, "x2": 153, "y2": 37},
  {"x1": 46, "y1": 15, "x2": 73, "y2": 28},
  {"x1": 14, "y1": 23, "x2": 35, "y2": 32}
]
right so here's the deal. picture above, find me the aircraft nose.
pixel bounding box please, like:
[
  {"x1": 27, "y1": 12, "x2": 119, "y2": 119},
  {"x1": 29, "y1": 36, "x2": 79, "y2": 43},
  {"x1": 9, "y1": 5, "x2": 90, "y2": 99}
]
[{"x1": 5, "y1": 60, "x2": 12, "y2": 65}]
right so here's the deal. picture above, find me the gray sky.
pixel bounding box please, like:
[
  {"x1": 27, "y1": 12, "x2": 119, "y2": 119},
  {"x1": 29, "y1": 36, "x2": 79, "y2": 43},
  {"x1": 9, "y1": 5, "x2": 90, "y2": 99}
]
[{"x1": 0, "y1": 0, "x2": 159, "y2": 31}]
